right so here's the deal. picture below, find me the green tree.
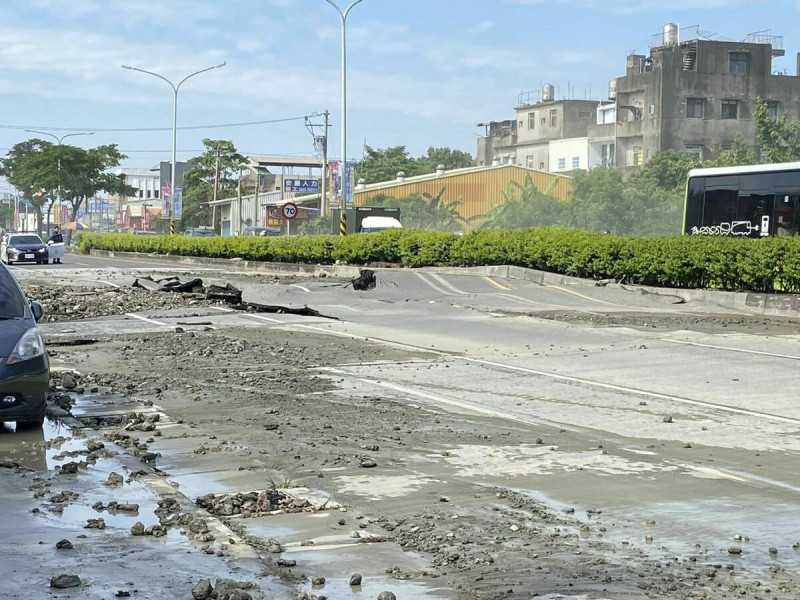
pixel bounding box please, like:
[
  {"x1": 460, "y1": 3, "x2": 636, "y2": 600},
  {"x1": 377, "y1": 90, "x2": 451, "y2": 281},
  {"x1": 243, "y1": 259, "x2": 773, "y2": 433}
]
[
  {"x1": 479, "y1": 178, "x2": 565, "y2": 230},
  {"x1": 181, "y1": 139, "x2": 245, "y2": 230},
  {"x1": 567, "y1": 168, "x2": 635, "y2": 234},
  {"x1": 58, "y1": 144, "x2": 132, "y2": 240},
  {"x1": 355, "y1": 146, "x2": 422, "y2": 184},
  {"x1": 369, "y1": 188, "x2": 468, "y2": 232},
  {"x1": 300, "y1": 215, "x2": 333, "y2": 235},
  {"x1": 703, "y1": 136, "x2": 760, "y2": 168},
  {"x1": 418, "y1": 147, "x2": 475, "y2": 173},
  {"x1": 0, "y1": 139, "x2": 56, "y2": 235},
  {"x1": 631, "y1": 150, "x2": 700, "y2": 191},
  {"x1": 753, "y1": 98, "x2": 800, "y2": 163}
]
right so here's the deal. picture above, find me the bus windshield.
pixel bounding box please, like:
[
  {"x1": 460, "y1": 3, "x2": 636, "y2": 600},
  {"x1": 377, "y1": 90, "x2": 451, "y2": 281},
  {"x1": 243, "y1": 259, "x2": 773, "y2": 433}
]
[{"x1": 684, "y1": 163, "x2": 800, "y2": 238}]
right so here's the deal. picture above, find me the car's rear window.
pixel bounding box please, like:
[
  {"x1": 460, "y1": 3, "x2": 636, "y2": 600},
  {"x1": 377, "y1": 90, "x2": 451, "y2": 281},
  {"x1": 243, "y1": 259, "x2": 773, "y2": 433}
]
[
  {"x1": 10, "y1": 235, "x2": 42, "y2": 245},
  {"x1": 0, "y1": 269, "x2": 26, "y2": 318}
]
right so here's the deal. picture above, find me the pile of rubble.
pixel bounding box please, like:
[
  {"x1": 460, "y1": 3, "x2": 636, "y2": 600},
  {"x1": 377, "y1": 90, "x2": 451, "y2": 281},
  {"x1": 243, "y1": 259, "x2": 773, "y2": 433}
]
[
  {"x1": 195, "y1": 490, "x2": 316, "y2": 518},
  {"x1": 23, "y1": 283, "x2": 218, "y2": 323}
]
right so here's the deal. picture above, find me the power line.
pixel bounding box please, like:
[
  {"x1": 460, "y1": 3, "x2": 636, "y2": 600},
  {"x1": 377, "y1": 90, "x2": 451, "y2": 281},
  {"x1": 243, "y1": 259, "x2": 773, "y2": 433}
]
[{"x1": 0, "y1": 114, "x2": 317, "y2": 134}]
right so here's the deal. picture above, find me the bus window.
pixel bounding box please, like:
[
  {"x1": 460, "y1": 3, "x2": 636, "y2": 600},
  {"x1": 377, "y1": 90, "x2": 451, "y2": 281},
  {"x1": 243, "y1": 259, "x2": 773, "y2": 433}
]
[
  {"x1": 702, "y1": 188, "x2": 737, "y2": 228},
  {"x1": 737, "y1": 194, "x2": 774, "y2": 237},
  {"x1": 777, "y1": 195, "x2": 800, "y2": 237}
]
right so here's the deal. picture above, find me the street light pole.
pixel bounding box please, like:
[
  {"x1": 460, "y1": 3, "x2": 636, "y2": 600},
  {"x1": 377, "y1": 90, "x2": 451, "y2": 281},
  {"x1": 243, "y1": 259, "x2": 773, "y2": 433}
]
[
  {"x1": 324, "y1": 0, "x2": 365, "y2": 216},
  {"x1": 122, "y1": 62, "x2": 226, "y2": 233},
  {"x1": 24, "y1": 130, "x2": 94, "y2": 233}
]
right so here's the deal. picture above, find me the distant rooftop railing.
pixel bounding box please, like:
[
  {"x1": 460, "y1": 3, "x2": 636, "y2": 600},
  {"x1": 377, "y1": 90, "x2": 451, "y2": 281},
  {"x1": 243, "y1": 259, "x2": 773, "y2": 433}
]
[{"x1": 650, "y1": 26, "x2": 784, "y2": 52}]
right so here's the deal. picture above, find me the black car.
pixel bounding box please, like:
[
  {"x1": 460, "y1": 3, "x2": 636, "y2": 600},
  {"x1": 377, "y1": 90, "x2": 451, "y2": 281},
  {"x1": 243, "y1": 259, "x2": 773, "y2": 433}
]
[
  {"x1": 1, "y1": 233, "x2": 49, "y2": 265},
  {"x1": 0, "y1": 264, "x2": 48, "y2": 428}
]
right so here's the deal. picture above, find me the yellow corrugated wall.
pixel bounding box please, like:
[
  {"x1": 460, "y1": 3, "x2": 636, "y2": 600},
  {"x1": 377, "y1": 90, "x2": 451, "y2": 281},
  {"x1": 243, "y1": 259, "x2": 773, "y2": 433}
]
[{"x1": 354, "y1": 165, "x2": 572, "y2": 227}]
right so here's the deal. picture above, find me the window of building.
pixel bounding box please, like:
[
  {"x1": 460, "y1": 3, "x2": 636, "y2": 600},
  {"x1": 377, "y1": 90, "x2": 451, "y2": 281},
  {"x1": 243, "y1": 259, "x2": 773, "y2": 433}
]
[
  {"x1": 154, "y1": 190, "x2": 159, "y2": 198},
  {"x1": 526, "y1": 156, "x2": 534, "y2": 168},
  {"x1": 721, "y1": 100, "x2": 739, "y2": 120},
  {"x1": 632, "y1": 146, "x2": 643, "y2": 167},
  {"x1": 139, "y1": 190, "x2": 144, "y2": 198},
  {"x1": 528, "y1": 112, "x2": 536, "y2": 130},
  {"x1": 687, "y1": 98, "x2": 704, "y2": 119},
  {"x1": 518, "y1": 120, "x2": 523, "y2": 129},
  {"x1": 767, "y1": 101, "x2": 780, "y2": 118},
  {"x1": 719, "y1": 143, "x2": 733, "y2": 154},
  {"x1": 539, "y1": 162, "x2": 545, "y2": 170},
  {"x1": 558, "y1": 158, "x2": 566, "y2": 170},
  {"x1": 685, "y1": 145, "x2": 703, "y2": 161},
  {"x1": 572, "y1": 156, "x2": 580, "y2": 169},
  {"x1": 729, "y1": 52, "x2": 749, "y2": 74},
  {"x1": 579, "y1": 111, "x2": 591, "y2": 118},
  {"x1": 550, "y1": 109, "x2": 558, "y2": 128},
  {"x1": 601, "y1": 144, "x2": 615, "y2": 168},
  {"x1": 146, "y1": 190, "x2": 152, "y2": 198}
]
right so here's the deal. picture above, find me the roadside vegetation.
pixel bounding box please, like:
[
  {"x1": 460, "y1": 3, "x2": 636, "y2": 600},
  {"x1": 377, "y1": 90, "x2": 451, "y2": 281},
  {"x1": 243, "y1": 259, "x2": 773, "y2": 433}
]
[{"x1": 79, "y1": 227, "x2": 800, "y2": 294}]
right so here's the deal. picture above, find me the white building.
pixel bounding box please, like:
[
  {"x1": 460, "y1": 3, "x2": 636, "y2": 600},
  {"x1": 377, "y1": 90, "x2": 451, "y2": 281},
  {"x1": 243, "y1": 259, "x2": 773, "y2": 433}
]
[{"x1": 112, "y1": 167, "x2": 161, "y2": 206}]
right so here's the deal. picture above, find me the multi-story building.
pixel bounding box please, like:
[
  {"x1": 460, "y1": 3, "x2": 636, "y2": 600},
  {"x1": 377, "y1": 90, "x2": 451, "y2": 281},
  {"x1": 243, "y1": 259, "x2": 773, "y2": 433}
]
[
  {"x1": 478, "y1": 25, "x2": 800, "y2": 175},
  {"x1": 613, "y1": 25, "x2": 796, "y2": 172},
  {"x1": 111, "y1": 167, "x2": 161, "y2": 205}
]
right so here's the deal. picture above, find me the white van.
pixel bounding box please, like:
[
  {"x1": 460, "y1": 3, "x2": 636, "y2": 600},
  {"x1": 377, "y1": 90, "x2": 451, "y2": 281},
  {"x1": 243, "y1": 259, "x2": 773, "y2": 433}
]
[{"x1": 360, "y1": 216, "x2": 403, "y2": 233}]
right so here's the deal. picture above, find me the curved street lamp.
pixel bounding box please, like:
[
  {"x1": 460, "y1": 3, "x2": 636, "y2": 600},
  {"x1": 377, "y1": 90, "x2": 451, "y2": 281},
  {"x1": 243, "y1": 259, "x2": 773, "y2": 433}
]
[
  {"x1": 121, "y1": 62, "x2": 226, "y2": 231},
  {"x1": 324, "y1": 0, "x2": 365, "y2": 211}
]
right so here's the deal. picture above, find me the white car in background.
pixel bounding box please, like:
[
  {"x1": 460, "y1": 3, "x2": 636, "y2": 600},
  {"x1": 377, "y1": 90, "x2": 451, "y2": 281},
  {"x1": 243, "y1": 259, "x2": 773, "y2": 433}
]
[{"x1": 359, "y1": 216, "x2": 403, "y2": 233}]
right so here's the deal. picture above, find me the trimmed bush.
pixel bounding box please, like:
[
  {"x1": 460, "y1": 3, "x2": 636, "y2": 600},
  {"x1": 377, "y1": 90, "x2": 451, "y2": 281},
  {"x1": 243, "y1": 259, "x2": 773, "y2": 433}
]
[{"x1": 78, "y1": 230, "x2": 800, "y2": 293}]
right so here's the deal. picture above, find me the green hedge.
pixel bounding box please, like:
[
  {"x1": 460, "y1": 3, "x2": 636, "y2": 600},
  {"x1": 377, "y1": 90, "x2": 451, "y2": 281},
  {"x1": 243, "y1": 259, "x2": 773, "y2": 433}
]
[{"x1": 78, "y1": 230, "x2": 800, "y2": 293}]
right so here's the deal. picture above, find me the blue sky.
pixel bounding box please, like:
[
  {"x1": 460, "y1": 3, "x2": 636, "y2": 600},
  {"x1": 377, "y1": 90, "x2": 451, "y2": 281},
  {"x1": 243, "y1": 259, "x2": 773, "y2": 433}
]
[{"x1": 0, "y1": 0, "x2": 797, "y2": 174}]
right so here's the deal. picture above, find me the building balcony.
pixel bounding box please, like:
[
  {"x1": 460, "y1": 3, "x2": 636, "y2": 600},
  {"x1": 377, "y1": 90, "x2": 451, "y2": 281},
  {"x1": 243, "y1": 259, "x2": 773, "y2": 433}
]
[{"x1": 616, "y1": 119, "x2": 643, "y2": 137}]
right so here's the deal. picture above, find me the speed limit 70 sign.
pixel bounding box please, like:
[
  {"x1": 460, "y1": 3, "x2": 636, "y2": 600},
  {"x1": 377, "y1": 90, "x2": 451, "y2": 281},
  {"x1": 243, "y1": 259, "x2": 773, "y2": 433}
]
[
  {"x1": 281, "y1": 202, "x2": 298, "y2": 221},
  {"x1": 281, "y1": 202, "x2": 297, "y2": 221}
]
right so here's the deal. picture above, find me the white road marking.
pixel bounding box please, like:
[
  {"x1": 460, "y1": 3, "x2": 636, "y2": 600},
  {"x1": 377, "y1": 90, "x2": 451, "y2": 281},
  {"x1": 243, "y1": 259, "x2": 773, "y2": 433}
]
[
  {"x1": 98, "y1": 280, "x2": 121, "y2": 288},
  {"x1": 429, "y1": 273, "x2": 468, "y2": 295},
  {"x1": 494, "y1": 293, "x2": 549, "y2": 307},
  {"x1": 320, "y1": 304, "x2": 360, "y2": 313},
  {"x1": 321, "y1": 367, "x2": 570, "y2": 430},
  {"x1": 243, "y1": 314, "x2": 286, "y2": 324},
  {"x1": 209, "y1": 306, "x2": 235, "y2": 313},
  {"x1": 463, "y1": 356, "x2": 800, "y2": 426},
  {"x1": 543, "y1": 285, "x2": 619, "y2": 306},
  {"x1": 665, "y1": 338, "x2": 800, "y2": 361},
  {"x1": 415, "y1": 273, "x2": 455, "y2": 296},
  {"x1": 124, "y1": 313, "x2": 170, "y2": 327},
  {"x1": 291, "y1": 284, "x2": 312, "y2": 293},
  {"x1": 483, "y1": 276, "x2": 513, "y2": 291}
]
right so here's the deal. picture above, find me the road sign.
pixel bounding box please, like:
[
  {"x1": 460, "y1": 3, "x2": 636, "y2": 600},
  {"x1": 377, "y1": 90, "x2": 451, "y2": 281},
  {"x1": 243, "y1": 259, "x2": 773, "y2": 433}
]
[
  {"x1": 281, "y1": 202, "x2": 298, "y2": 221},
  {"x1": 283, "y1": 179, "x2": 320, "y2": 193}
]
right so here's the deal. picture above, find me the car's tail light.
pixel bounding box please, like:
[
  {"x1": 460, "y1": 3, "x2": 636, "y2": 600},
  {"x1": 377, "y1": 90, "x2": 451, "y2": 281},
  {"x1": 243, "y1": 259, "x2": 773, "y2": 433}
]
[{"x1": 6, "y1": 328, "x2": 45, "y2": 365}]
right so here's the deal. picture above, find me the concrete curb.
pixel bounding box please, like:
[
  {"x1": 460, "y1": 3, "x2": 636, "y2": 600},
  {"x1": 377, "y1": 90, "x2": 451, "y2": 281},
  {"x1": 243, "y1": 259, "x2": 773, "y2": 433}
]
[
  {"x1": 87, "y1": 250, "x2": 800, "y2": 318},
  {"x1": 88, "y1": 249, "x2": 363, "y2": 279}
]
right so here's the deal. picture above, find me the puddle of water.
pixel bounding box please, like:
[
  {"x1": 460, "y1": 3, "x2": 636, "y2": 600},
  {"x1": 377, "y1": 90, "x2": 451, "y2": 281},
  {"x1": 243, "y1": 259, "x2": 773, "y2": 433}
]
[
  {"x1": 301, "y1": 576, "x2": 438, "y2": 600},
  {"x1": 600, "y1": 496, "x2": 800, "y2": 571}
]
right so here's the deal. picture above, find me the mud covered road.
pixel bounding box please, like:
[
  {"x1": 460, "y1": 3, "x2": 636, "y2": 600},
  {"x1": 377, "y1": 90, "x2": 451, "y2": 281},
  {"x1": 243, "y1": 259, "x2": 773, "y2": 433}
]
[{"x1": 3, "y1": 260, "x2": 800, "y2": 599}]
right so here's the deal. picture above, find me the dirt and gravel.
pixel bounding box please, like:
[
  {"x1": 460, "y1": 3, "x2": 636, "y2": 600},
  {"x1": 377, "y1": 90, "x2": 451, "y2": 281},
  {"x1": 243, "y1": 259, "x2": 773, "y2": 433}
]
[
  {"x1": 40, "y1": 320, "x2": 799, "y2": 600},
  {"x1": 7, "y1": 276, "x2": 800, "y2": 599}
]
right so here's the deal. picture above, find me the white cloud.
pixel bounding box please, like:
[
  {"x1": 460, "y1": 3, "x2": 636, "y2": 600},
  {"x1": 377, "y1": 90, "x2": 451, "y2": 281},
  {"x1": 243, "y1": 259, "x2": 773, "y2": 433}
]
[{"x1": 467, "y1": 21, "x2": 495, "y2": 34}]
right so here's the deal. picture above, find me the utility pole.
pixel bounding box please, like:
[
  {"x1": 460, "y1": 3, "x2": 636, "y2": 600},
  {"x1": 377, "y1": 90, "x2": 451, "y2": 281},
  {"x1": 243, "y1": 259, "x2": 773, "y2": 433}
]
[
  {"x1": 321, "y1": 110, "x2": 330, "y2": 216},
  {"x1": 237, "y1": 167, "x2": 243, "y2": 235}
]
